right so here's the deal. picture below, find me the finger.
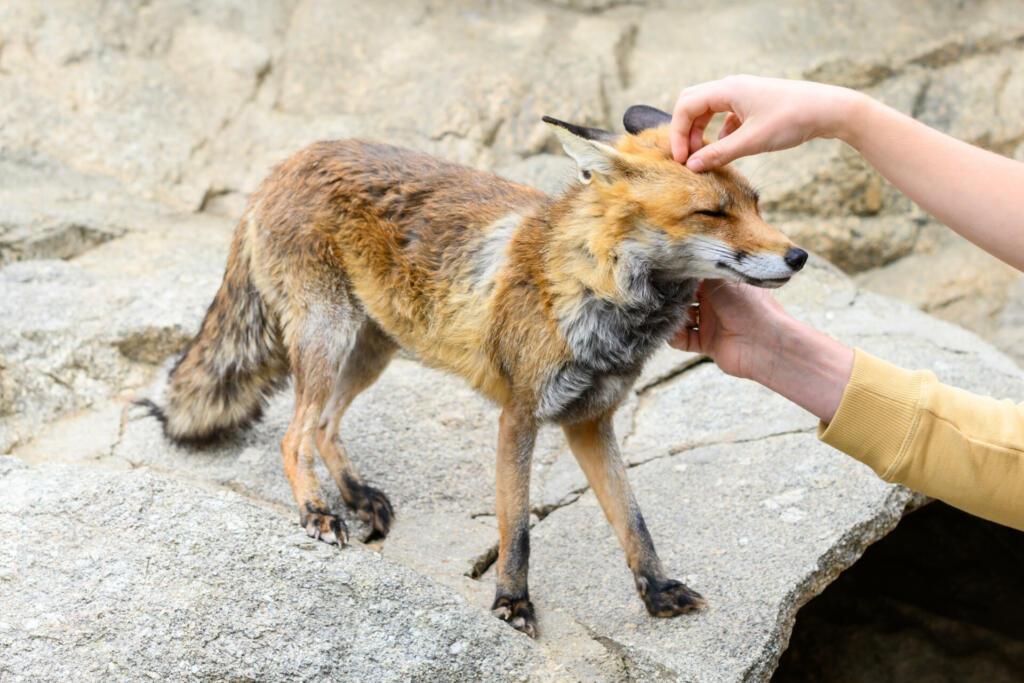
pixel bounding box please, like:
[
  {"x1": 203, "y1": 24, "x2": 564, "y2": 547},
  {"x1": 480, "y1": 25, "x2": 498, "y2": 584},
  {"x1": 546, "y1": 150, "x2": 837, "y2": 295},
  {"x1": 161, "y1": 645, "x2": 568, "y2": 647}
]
[
  {"x1": 669, "y1": 325, "x2": 700, "y2": 352},
  {"x1": 686, "y1": 125, "x2": 757, "y2": 171},
  {"x1": 684, "y1": 303, "x2": 698, "y2": 328},
  {"x1": 688, "y1": 110, "x2": 714, "y2": 156},
  {"x1": 718, "y1": 112, "x2": 741, "y2": 139},
  {"x1": 669, "y1": 89, "x2": 697, "y2": 163},
  {"x1": 669, "y1": 81, "x2": 736, "y2": 163}
]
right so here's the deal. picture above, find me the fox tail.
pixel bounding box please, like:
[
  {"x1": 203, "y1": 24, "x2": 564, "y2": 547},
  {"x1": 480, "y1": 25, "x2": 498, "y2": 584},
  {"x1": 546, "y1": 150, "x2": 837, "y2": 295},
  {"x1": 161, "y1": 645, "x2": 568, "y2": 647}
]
[{"x1": 140, "y1": 228, "x2": 288, "y2": 444}]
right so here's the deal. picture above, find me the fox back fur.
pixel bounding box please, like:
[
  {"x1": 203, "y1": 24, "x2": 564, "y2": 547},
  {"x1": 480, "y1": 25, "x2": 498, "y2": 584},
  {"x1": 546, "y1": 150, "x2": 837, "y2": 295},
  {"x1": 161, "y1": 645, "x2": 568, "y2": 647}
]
[{"x1": 143, "y1": 105, "x2": 806, "y2": 637}]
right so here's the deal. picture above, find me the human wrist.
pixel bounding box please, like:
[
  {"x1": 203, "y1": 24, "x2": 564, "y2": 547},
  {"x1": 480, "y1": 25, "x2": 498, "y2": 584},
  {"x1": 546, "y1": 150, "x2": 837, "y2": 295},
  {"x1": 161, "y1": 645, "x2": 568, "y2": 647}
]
[
  {"x1": 736, "y1": 303, "x2": 796, "y2": 383},
  {"x1": 830, "y1": 88, "x2": 876, "y2": 149},
  {"x1": 748, "y1": 315, "x2": 854, "y2": 423}
]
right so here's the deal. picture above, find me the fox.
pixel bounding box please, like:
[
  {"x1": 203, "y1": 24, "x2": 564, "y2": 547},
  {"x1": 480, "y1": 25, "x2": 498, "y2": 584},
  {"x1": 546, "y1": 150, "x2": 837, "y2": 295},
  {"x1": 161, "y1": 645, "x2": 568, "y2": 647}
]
[{"x1": 141, "y1": 104, "x2": 807, "y2": 638}]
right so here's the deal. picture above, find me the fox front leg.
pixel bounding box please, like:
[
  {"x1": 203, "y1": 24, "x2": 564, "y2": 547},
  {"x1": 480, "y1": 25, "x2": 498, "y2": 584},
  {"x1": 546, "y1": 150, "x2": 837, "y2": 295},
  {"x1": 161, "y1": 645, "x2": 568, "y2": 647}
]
[
  {"x1": 562, "y1": 415, "x2": 706, "y2": 617},
  {"x1": 492, "y1": 403, "x2": 539, "y2": 638}
]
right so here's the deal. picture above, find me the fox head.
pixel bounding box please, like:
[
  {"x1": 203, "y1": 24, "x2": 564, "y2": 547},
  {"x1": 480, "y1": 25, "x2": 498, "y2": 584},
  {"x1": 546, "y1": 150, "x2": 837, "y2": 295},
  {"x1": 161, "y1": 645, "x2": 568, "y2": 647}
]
[{"x1": 542, "y1": 106, "x2": 806, "y2": 288}]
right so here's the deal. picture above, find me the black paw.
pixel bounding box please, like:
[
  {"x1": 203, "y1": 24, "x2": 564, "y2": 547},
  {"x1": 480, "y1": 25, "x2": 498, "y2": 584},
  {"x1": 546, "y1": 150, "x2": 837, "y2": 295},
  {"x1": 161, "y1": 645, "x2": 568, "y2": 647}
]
[
  {"x1": 300, "y1": 502, "x2": 349, "y2": 547},
  {"x1": 636, "y1": 576, "x2": 706, "y2": 617},
  {"x1": 345, "y1": 478, "x2": 394, "y2": 542},
  {"x1": 491, "y1": 595, "x2": 537, "y2": 638}
]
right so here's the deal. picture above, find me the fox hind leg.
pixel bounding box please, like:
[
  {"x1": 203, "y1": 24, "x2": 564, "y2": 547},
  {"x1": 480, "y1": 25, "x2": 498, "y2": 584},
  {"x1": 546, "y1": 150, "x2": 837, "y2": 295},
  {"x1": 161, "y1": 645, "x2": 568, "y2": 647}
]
[
  {"x1": 281, "y1": 304, "x2": 363, "y2": 546},
  {"x1": 283, "y1": 391, "x2": 349, "y2": 546},
  {"x1": 315, "y1": 319, "x2": 397, "y2": 542}
]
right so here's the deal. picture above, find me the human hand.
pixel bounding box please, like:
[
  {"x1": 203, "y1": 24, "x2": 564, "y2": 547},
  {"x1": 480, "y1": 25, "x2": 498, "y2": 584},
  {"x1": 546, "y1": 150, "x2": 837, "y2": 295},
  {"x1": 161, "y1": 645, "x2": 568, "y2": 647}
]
[
  {"x1": 669, "y1": 75, "x2": 862, "y2": 170},
  {"x1": 670, "y1": 279, "x2": 790, "y2": 381},
  {"x1": 671, "y1": 279, "x2": 855, "y2": 423}
]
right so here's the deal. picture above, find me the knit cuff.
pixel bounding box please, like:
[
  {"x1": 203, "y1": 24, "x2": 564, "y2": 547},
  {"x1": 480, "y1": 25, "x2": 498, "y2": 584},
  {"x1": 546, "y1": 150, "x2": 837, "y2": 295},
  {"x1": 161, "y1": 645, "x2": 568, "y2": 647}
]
[{"x1": 817, "y1": 349, "x2": 927, "y2": 479}]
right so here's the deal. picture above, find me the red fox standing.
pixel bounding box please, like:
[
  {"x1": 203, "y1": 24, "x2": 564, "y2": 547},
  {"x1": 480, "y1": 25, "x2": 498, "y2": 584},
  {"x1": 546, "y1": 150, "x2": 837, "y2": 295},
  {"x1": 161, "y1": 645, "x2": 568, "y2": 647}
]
[{"x1": 142, "y1": 105, "x2": 807, "y2": 637}]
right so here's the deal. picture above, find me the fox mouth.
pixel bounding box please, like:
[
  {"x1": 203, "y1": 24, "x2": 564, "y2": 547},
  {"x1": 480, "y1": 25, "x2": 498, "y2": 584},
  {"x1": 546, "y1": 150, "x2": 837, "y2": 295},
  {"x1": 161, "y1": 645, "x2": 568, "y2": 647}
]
[{"x1": 716, "y1": 262, "x2": 791, "y2": 288}]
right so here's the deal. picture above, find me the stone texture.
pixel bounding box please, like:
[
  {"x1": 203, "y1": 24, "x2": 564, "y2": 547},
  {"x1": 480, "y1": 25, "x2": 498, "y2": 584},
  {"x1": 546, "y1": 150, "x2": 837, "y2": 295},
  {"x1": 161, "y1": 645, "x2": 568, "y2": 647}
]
[
  {"x1": 0, "y1": 458, "x2": 557, "y2": 682},
  {"x1": 854, "y1": 231, "x2": 1024, "y2": 366},
  {"x1": 0, "y1": 209, "x2": 231, "y2": 453},
  {"x1": 9, "y1": 257, "x2": 1024, "y2": 681},
  {"x1": 530, "y1": 433, "x2": 917, "y2": 682},
  {"x1": 0, "y1": 150, "x2": 152, "y2": 266},
  {"x1": 5, "y1": 1, "x2": 1024, "y2": 679}
]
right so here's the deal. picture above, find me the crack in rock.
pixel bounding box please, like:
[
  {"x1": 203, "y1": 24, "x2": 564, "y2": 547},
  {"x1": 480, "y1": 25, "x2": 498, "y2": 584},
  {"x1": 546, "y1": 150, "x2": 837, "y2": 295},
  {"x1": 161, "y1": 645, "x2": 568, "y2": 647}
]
[
  {"x1": 635, "y1": 355, "x2": 711, "y2": 396},
  {"x1": 586, "y1": 630, "x2": 677, "y2": 681},
  {"x1": 740, "y1": 486, "x2": 923, "y2": 682},
  {"x1": 626, "y1": 427, "x2": 817, "y2": 473},
  {"x1": 907, "y1": 30, "x2": 1024, "y2": 69}
]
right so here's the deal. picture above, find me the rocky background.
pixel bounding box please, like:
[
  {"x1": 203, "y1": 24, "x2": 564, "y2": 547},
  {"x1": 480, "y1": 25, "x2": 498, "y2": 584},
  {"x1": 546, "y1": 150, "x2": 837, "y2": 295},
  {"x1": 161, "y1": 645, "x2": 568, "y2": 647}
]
[{"x1": 1, "y1": 1, "x2": 1023, "y2": 681}]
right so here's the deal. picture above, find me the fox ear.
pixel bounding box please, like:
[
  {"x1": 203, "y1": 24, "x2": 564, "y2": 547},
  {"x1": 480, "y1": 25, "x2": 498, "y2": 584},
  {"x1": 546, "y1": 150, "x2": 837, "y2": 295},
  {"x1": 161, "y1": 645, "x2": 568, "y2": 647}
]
[
  {"x1": 623, "y1": 104, "x2": 672, "y2": 134},
  {"x1": 542, "y1": 116, "x2": 622, "y2": 184}
]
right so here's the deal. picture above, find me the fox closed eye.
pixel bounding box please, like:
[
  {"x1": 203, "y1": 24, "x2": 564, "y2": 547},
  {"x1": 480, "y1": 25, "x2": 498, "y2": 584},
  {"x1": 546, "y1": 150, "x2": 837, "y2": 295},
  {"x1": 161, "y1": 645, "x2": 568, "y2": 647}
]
[{"x1": 693, "y1": 209, "x2": 729, "y2": 218}]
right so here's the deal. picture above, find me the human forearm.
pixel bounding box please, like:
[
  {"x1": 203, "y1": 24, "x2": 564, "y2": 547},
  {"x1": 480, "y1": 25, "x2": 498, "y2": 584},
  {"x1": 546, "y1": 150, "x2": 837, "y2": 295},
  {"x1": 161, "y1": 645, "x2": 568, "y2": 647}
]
[
  {"x1": 742, "y1": 313, "x2": 855, "y2": 424},
  {"x1": 839, "y1": 93, "x2": 1024, "y2": 270}
]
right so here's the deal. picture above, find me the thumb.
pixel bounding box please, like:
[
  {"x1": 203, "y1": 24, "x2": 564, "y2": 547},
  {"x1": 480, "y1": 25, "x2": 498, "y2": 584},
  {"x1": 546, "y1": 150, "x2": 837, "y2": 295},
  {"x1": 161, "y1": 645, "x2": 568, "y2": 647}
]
[{"x1": 685, "y1": 127, "x2": 758, "y2": 171}]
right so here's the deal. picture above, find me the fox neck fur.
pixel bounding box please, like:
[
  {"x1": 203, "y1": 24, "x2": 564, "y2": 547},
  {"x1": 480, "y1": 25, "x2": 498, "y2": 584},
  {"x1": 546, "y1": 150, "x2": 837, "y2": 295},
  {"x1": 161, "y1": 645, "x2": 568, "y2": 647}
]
[{"x1": 517, "y1": 185, "x2": 697, "y2": 421}]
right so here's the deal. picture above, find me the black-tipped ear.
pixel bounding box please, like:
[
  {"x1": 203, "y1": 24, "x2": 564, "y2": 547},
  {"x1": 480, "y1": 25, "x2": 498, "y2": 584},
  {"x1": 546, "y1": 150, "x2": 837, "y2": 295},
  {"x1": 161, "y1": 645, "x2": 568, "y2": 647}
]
[
  {"x1": 543, "y1": 116, "x2": 623, "y2": 184},
  {"x1": 623, "y1": 105, "x2": 672, "y2": 134},
  {"x1": 541, "y1": 116, "x2": 617, "y2": 145}
]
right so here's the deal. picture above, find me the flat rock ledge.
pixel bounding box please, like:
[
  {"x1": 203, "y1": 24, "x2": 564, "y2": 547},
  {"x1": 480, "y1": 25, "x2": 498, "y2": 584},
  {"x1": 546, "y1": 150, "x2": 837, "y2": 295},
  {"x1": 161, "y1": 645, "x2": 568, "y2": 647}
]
[
  {"x1": 3, "y1": 255, "x2": 1023, "y2": 681},
  {"x1": 0, "y1": 458, "x2": 549, "y2": 682}
]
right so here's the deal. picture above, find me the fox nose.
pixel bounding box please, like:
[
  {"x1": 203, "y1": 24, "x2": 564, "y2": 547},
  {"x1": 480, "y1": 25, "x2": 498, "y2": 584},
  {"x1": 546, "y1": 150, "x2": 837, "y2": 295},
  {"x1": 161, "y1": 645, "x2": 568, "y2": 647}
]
[{"x1": 785, "y1": 248, "x2": 808, "y2": 271}]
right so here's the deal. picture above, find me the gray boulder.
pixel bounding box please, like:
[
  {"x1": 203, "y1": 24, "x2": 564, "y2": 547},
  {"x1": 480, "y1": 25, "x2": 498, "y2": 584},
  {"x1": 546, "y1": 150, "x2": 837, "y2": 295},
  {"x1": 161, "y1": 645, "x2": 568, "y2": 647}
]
[{"x1": 0, "y1": 458, "x2": 554, "y2": 682}]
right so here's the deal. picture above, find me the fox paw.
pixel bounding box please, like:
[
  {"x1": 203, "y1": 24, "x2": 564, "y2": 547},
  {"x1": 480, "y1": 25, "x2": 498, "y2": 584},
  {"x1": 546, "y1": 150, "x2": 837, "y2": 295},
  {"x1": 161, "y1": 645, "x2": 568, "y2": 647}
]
[
  {"x1": 492, "y1": 596, "x2": 537, "y2": 638},
  {"x1": 343, "y1": 476, "x2": 394, "y2": 542},
  {"x1": 637, "y1": 576, "x2": 706, "y2": 617},
  {"x1": 356, "y1": 486, "x2": 394, "y2": 542},
  {"x1": 301, "y1": 503, "x2": 349, "y2": 547}
]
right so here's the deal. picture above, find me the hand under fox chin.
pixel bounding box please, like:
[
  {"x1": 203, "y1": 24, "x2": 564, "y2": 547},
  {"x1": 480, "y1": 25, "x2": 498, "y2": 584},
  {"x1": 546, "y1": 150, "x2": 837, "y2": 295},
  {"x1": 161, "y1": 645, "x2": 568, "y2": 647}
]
[{"x1": 141, "y1": 104, "x2": 805, "y2": 638}]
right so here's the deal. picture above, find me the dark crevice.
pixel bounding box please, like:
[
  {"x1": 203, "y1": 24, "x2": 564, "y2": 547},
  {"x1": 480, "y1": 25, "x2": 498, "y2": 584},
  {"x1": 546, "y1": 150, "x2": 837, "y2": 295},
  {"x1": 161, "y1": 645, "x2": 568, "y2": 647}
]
[
  {"x1": 533, "y1": 490, "x2": 583, "y2": 521},
  {"x1": 197, "y1": 187, "x2": 231, "y2": 213},
  {"x1": 108, "y1": 403, "x2": 130, "y2": 461},
  {"x1": 466, "y1": 489, "x2": 587, "y2": 579},
  {"x1": 907, "y1": 30, "x2": 1024, "y2": 70},
  {"x1": 626, "y1": 426, "x2": 815, "y2": 472},
  {"x1": 773, "y1": 502, "x2": 1024, "y2": 682},
  {"x1": 587, "y1": 629, "x2": 677, "y2": 681},
  {"x1": 742, "y1": 486, "x2": 916, "y2": 682},
  {"x1": 910, "y1": 76, "x2": 932, "y2": 119},
  {"x1": 635, "y1": 355, "x2": 712, "y2": 395},
  {"x1": 538, "y1": 0, "x2": 651, "y2": 16},
  {"x1": 0, "y1": 222, "x2": 125, "y2": 266}
]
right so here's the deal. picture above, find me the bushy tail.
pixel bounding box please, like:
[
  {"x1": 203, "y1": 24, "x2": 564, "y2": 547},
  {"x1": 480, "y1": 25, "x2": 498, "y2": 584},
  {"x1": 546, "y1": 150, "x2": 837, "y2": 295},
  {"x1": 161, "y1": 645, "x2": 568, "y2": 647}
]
[{"x1": 141, "y1": 230, "x2": 289, "y2": 445}]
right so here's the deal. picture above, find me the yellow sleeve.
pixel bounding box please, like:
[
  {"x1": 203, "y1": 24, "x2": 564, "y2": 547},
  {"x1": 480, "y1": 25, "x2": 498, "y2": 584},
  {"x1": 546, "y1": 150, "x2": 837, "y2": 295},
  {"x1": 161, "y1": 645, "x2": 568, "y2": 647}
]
[{"x1": 818, "y1": 349, "x2": 1024, "y2": 531}]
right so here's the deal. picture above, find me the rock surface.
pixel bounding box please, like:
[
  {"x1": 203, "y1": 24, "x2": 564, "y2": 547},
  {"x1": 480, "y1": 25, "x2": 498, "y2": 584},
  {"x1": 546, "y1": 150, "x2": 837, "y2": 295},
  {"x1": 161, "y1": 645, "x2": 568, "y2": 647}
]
[
  {"x1": 6, "y1": 257, "x2": 1023, "y2": 680},
  {"x1": 3, "y1": 1, "x2": 1024, "y2": 680},
  {"x1": 0, "y1": 457, "x2": 554, "y2": 682}
]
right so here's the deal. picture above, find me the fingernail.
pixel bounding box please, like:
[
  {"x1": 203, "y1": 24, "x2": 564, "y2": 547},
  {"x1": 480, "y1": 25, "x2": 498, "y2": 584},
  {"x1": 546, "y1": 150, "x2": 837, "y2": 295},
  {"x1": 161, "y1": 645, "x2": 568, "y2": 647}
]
[{"x1": 687, "y1": 157, "x2": 705, "y2": 172}]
